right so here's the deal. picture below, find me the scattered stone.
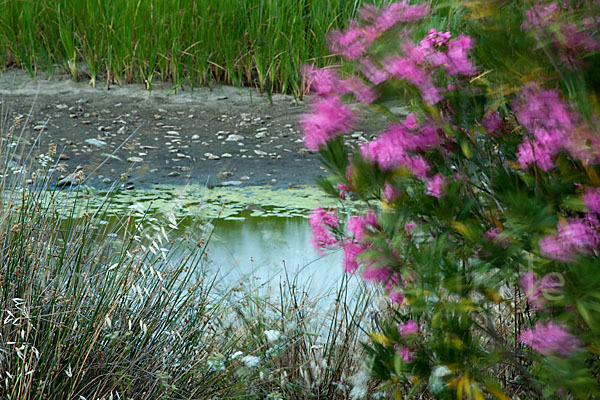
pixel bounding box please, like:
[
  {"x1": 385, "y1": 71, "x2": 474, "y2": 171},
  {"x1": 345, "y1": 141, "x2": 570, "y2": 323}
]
[
  {"x1": 166, "y1": 130, "x2": 180, "y2": 135},
  {"x1": 256, "y1": 127, "x2": 268, "y2": 132},
  {"x1": 59, "y1": 154, "x2": 70, "y2": 160},
  {"x1": 150, "y1": 168, "x2": 159, "y2": 173},
  {"x1": 221, "y1": 153, "x2": 233, "y2": 158},
  {"x1": 98, "y1": 126, "x2": 113, "y2": 131},
  {"x1": 117, "y1": 126, "x2": 127, "y2": 134},
  {"x1": 127, "y1": 156, "x2": 144, "y2": 163},
  {"x1": 216, "y1": 96, "x2": 228, "y2": 100},
  {"x1": 77, "y1": 98, "x2": 89, "y2": 104},
  {"x1": 176, "y1": 153, "x2": 186, "y2": 158},
  {"x1": 240, "y1": 176, "x2": 250, "y2": 181},
  {"x1": 226, "y1": 134, "x2": 244, "y2": 142},
  {"x1": 204, "y1": 152, "x2": 220, "y2": 160},
  {"x1": 298, "y1": 148, "x2": 311, "y2": 155},
  {"x1": 114, "y1": 103, "x2": 122, "y2": 108},
  {"x1": 102, "y1": 178, "x2": 112, "y2": 184},
  {"x1": 221, "y1": 180, "x2": 242, "y2": 186},
  {"x1": 56, "y1": 104, "x2": 68, "y2": 110},
  {"x1": 255, "y1": 132, "x2": 266, "y2": 139},
  {"x1": 254, "y1": 150, "x2": 267, "y2": 156},
  {"x1": 158, "y1": 108, "x2": 167, "y2": 113},
  {"x1": 33, "y1": 125, "x2": 45, "y2": 131},
  {"x1": 191, "y1": 134, "x2": 200, "y2": 140},
  {"x1": 122, "y1": 182, "x2": 135, "y2": 190},
  {"x1": 168, "y1": 171, "x2": 181, "y2": 177},
  {"x1": 217, "y1": 171, "x2": 233, "y2": 179},
  {"x1": 84, "y1": 138, "x2": 107, "y2": 148},
  {"x1": 142, "y1": 145, "x2": 159, "y2": 150}
]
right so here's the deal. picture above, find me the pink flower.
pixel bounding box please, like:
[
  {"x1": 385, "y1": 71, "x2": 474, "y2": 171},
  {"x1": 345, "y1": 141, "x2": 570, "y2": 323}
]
[
  {"x1": 520, "y1": 321, "x2": 581, "y2": 357},
  {"x1": 302, "y1": 66, "x2": 342, "y2": 96},
  {"x1": 400, "y1": 345, "x2": 414, "y2": 362},
  {"x1": 444, "y1": 35, "x2": 478, "y2": 76},
  {"x1": 359, "y1": 58, "x2": 390, "y2": 85},
  {"x1": 399, "y1": 320, "x2": 419, "y2": 336},
  {"x1": 583, "y1": 187, "x2": 600, "y2": 214},
  {"x1": 337, "y1": 183, "x2": 351, "y2": 200},
  {"x1": 374, "y1": 1, "x2": 429, "y2": 31},
  {"x1": 539, "y1": 218, "x2": 600, "y2": 262},
  {"x1": 309, "y1": 208, "x2": 339, "y2": 252},
  {"x1": 342, "y1": 240, "x2": 363, "y2": 274},
  {"x1": 347, "y1": 211, "x2": 378, "y2": 242},
  {"x1": 517, "y1": 140, "x2": 555, "y2": 171},
  {"x1": 301, "y1": 96, "x2": 357, "y2": 151},
  {"x1": 328, "y1": 21, "x2": 371, "y2": 60},
  {"x1": 384, "y1": 182, "x2": 402, "y2": 202},
  {"x1": 404, "y1": 222, "x2": 416, "y2": 235},
  {"x1": 362, "y1": 265, "x2": 394, "y2": 284},
  {"x1": 522, "y1": 3, "x2": 558, "y2": 30},
  {"x1": 481, "y1": 111, "x2": 502, "y2": 133},
  {"x1": 425, "y1": 174, "x2": 445, "y2": 198},
  {"x1": 485, "y1": 227, "x2": 509, "y2": 248},
  {"x1": 361, "y1": 116, "x2": 439, "y2": 175},
  {"x1": 389, "y1": 290, "x2": 404, "y2": 304},
  {"x1": 519, "y1": 272, "x2": 563, "y2": 310}
]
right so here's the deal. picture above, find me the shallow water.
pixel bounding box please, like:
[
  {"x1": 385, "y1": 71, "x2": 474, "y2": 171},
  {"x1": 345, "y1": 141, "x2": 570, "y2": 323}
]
[{"x1": 208, "y1": 216, "x2": 345, "y2": 296}]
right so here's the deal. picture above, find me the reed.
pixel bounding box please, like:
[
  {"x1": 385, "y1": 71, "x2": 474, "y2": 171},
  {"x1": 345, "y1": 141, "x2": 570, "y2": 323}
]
[{"x1": 0, "y1": 0, "x2": 394, "y2": 98}]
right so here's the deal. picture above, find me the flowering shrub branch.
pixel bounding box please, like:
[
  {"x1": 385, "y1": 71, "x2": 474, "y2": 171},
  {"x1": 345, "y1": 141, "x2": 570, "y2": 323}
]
[{"x1": 301, "y1": 0, "x2": 600, "y2": 398}]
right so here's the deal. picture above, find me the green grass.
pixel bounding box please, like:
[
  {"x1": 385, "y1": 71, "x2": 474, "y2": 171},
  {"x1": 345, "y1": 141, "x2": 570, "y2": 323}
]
[{"x1": 0, "y1": 0, "x2": 393, "y2": 98}]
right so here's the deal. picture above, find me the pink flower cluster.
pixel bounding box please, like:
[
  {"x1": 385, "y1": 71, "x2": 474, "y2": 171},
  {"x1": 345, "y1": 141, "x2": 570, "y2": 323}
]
[
  {"x1": 425, "y1": 174, "x2": 445, "y2": 198},
  {"x1": 328, "y1": 1, "x2": 429, "y2": 60},
  {"x1": 512, "y1": 85, "x2": 597, "y2": 170},
  {"x1": 481, "y1": 111, "x2": 502, "y2": 133},
  {"x1": 343, "y1": 211, "x2": 379, "y2": 274},
  {"x1": 360, "y1": 114, "x2": 438, "y2": 177},
  {"x1": 520, "y1": 320, "x2": 581, "y2": 357},
  {"x1": 519, "y1": 272, "x2": 563, "y2": 310},
  {"x1": 301, "y1": 96, "x2": 357, "y2": 151},
  {"x1": 303, "y1": 66, "x2": 376, "y2": 105},
  {"x1": 399, "y1": 320, "x2": 419, "y2": 336},
  {"x1": 309, "y1": 208, "x2": 339, "y2": 252},
  {"x1": 583, "y1": 187, "x2": 600, "y2": 214},
  {"x1": 539, "y1": 217, "x2": 599, "y2": 262},
  {"x1": 522, "y1": 2, "x2": 600, "y2": 68}
]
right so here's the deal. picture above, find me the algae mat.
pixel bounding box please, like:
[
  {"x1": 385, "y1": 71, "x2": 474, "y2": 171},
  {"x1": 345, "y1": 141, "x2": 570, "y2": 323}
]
[{"x1": 49, "y1": 184, "x2": 338, "y2": 221}]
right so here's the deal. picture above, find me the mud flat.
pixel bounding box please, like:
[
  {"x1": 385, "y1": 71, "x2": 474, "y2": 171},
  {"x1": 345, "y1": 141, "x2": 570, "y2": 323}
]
[{"x1": 0, "y1": 70, "x2": 334, "y2": 190}]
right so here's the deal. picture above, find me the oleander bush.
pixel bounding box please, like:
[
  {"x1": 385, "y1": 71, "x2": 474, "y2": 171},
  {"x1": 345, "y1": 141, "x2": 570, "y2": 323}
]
[{"x1": 303, "y1": 1, "x2": 600, "y2": 398}]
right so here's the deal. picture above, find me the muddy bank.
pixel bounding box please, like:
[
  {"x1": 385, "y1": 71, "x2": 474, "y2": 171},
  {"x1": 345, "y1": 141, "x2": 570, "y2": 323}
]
[{"x1": 1, "y1": 70, "x2": 357, "y2": 190}]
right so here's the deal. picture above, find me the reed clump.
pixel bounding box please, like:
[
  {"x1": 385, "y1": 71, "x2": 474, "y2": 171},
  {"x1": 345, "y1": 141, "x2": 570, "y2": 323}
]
[{"x1": 0, "y1": 0, "x2": 393, "y2": 98}]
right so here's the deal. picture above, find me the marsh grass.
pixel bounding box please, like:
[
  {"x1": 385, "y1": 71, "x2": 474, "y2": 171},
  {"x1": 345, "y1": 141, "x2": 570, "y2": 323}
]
[
  {"x1": 0, "y1": 0, "x2": 394, "y2": 99},
  {"x1": 0, "y1": 103, "x2": 377, "y2": 399}
]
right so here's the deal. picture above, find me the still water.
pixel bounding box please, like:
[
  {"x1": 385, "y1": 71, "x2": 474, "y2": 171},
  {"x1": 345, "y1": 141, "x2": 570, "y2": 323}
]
[{"x1": 207, "y1": 216, "x2": 349, "y2": 296}]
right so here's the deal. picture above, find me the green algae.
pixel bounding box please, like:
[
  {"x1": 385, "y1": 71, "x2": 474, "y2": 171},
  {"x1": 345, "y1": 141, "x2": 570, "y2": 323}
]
[{"x1": 45, "y1": 184, "x2": 340, "y2": 221}]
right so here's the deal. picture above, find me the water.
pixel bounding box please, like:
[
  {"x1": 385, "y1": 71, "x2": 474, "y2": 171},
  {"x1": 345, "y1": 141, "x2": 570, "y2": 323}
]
[{"x1": 208, "y1": 216, "x2": 347, "y2": 297}]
